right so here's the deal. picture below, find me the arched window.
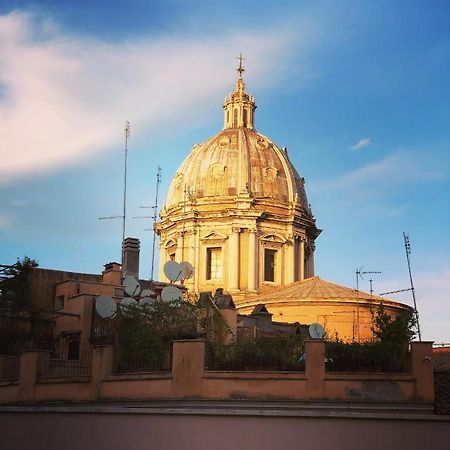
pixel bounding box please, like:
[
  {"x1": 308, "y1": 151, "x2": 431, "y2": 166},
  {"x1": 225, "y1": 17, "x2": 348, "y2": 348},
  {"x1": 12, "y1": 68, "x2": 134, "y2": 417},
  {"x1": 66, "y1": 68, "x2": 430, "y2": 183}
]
[
  {"x1": 243, "y1": 109, "x2": 247, "y2": 127},
  {"x1": 233, "y1": 109, "x2": 238, "y2": 127}
]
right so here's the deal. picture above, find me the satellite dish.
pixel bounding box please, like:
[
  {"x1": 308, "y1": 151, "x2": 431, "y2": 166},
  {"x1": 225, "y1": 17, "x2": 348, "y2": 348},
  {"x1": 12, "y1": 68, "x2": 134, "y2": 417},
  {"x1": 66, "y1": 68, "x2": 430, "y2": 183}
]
[
  {"x1": 140, "y1": 297, "x2": 155, "y2": 308},
  {"x1": 140, "y1": 289, "x2": 155, "y2": 298},
  {"x1": 161, "y1": 285, "x2": 182, "y2": 302},
  {"x1": 123, "y1": 275, "x2": 141, "y2": 297},
  {"x1": 120, "y1": 297, "x2": 136, "y2": 308},
  {"x1": 163, "y1": 261, "x2": 182, "y2": 282},
  {"x1": 309, "y1": 323, "x2": 326, "y2": 339},
  {"x1": 180, "y1": 261, "x2": 194, "y2": 280},
  {"x1": 95, "y1": 295, "x2": 117, "y2": 319}
]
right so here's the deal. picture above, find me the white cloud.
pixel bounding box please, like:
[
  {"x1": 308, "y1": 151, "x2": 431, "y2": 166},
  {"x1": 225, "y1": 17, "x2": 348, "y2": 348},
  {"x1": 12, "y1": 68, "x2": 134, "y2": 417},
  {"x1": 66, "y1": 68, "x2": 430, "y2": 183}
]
[
  {"x1": 377, "y1": 268, "x2": 450, "y2": 343},
  {"x1": 314, "y1": 152, "x2": 448, "y2": 194},
  {"x1": 0, "y1": 11, "x2": 312, "y2": 184},
  {"x1": 351, "y1": 137, "x2": 371, "y2": 150}
]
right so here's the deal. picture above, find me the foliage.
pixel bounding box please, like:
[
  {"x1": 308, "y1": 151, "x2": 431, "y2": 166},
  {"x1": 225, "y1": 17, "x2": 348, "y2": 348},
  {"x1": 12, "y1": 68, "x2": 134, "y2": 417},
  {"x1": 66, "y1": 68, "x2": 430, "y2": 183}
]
[
  {"x1": 206, "y1": 334, "x2": 304, "y2": 371},
  {"x1": 371, "y1": 302, "x2": 416, "y2": 348},
  {"x1": 0, "y1": 257, "x2": 41, "y2": 354},
  {"x1": 0, "y1": 256, "x2": 38, "y2": 309},
  {"x1": 325, "y1": 304, "x2": 416, "y2": 373},
  {"x1": 325, "y1": 339, "x2": 410, "y2": 372},
  {"x1": 115, "y1": 299, "x2": 199, "y2": 372}
]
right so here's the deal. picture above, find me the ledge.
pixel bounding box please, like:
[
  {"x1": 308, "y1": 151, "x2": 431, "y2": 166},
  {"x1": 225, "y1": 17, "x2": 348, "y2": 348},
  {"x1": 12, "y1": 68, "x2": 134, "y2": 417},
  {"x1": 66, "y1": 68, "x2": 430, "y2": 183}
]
[{"x1": 204, "y1": 371, "x2": 306, "y2": 380}]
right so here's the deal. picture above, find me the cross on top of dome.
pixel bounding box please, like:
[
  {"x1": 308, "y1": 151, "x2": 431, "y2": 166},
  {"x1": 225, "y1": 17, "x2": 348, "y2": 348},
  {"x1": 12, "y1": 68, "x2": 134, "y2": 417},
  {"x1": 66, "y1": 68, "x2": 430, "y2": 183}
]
[{"x1": 237, "y1": 53, "x2": 245, "y2": 78}]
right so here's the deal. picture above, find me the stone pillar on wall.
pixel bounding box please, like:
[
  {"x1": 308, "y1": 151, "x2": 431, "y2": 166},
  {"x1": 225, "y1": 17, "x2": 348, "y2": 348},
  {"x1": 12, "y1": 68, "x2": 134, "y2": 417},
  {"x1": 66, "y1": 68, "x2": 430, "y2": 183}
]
[
  {"x1": 411, "y1": 341, "x2": 434, "y2": 401},
  {"x1": 247, "y1": 228, "x2": 257, "y2": 291},
  {"x1": 194, "y1": 228, "x2": 200, "y2": 292},
  {"x1": 172, "y1": 340, "x2": 205, "y2": 397},
  {"x1": 90, "y1": 345, "x2": 114, "y2": 400},
  {"x1": 305, "y1": 340, "x2": 325, "y2": 398},
  {"x1": 229, "y1": 227, "x2": 240, "y2": 290},
  {"x1": 18, "y1": 350, "x2": 48, "y2": 402}
]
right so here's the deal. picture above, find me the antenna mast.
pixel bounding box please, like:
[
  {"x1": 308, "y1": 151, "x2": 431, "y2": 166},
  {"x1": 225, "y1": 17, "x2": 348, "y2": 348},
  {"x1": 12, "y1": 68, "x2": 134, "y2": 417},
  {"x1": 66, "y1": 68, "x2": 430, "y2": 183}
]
[
  {"x1": 123, "y1": 121, "x2": 130, "y2": 245},
  {"x1": 98, "y1": 120, "x2": 131, "y2": 267},
  {"x1": 150, "y1": 167, "x2": 162, "y2": 280},
  {"x1": 355, "y1": 268, "x2": 382, "y2": 341},
  {"x1": 403, "y1": 232, "x2": 421, "y2": 341}
]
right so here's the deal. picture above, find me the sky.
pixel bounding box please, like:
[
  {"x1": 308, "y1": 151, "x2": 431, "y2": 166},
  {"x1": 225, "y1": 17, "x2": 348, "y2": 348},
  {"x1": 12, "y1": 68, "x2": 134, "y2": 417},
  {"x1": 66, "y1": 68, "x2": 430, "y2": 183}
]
[{"x1": 0, "y1": 0, "x2": 449, "y2": 342}]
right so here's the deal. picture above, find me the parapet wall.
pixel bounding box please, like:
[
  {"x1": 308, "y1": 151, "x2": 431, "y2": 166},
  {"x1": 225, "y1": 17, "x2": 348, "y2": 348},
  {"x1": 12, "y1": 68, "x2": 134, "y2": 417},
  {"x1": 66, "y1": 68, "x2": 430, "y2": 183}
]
[{"x1": 0, "y1": 341, "x2": 434, "y2": 404}]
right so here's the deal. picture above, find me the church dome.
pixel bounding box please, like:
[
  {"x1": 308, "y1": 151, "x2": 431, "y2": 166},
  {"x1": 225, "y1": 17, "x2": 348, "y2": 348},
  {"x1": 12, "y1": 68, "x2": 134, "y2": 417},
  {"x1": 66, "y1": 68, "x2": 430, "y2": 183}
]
[{"x1": 164, "y1": 128, "x2": 309, "y2": 211}]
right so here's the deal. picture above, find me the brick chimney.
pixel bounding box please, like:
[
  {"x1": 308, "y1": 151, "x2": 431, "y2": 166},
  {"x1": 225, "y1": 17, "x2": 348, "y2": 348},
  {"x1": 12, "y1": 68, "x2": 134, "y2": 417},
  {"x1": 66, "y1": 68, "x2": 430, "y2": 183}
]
[
  {"x1": 102, "y1": 262, "x2": 122, "y2": 285},
  {"x1": 122, "y1": 238, "x2": 140, "y2": 279}
]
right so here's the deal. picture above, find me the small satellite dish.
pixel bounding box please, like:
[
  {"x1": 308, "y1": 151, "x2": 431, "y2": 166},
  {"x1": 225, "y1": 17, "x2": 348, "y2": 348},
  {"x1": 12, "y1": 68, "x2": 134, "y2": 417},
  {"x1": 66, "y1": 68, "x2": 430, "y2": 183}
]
[
  {"x1": 140, "y1": 297, "x2": 155, "y2": 308},
  {"x1": 140, "y1": 289, "x2": 155, "y2": 298},
  {"x1": 95, "y1": 295, "x2": 117, "y2": 319},
  {"x1": 123, "y1": 275, "x2": 141, "y2": 297},
  {"x1": 180, "y1": 261, "x2": 194, "y2": 280},
  {"x1": 120, "y1": 297, "x2": 136, "y2": 308},
  {"x1": 161, "y1": 285, "x2": 182, "y2": 302},
  {"x1": 309, "y1": 323, "x2": 326, "y2": 339},
  {"x1": 163, "y1": 261, "x2": 182, "y2": 282}
]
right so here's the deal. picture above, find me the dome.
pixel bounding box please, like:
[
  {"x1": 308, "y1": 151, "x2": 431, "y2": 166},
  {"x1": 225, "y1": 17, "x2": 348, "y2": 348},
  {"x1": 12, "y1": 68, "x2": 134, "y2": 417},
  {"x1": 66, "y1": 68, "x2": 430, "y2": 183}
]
[
  {"x1": 164, "y1": 75, "x2": 310, "y2": 218},
  {"x1": 157, "y1": 65, "x2": 320, "y2": 300},
  {"x1": 164, "y1": 128, "x2": 309, "y2": 211}
]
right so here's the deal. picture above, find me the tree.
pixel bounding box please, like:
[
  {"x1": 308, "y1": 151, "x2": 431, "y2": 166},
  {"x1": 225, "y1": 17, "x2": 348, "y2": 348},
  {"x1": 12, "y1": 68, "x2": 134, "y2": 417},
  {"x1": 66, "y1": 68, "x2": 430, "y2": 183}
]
[
  {"x1": 371, "y1": 302, "x2": 416, "y2": 348},
  {"x1": 0, "y1": 256, "x2": 39, "y2": 309}
]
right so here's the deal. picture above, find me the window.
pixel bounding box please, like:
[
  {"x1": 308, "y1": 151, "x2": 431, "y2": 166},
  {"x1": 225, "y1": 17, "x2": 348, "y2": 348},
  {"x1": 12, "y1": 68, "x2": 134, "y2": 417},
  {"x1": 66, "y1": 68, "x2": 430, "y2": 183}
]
[
  {"x1": 206, "y1": 247, "x2": 222, "y2": 280},
  {"x1": 55, "y1": 295, "x2": 65, "y2": 311},
  {"x1": 169, "y1": 252, "x2": 175, "y2": 261},
  {"x1": 67, "y1": 338, "x2": 80, "y2": 360},
  {"x1": 264, "y1": 249, "x2": 277, "y2": 282}
]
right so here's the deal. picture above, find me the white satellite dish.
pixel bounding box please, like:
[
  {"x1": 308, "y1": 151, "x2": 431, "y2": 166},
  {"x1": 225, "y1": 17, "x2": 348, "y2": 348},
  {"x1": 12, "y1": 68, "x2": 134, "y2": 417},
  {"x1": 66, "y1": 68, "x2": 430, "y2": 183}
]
[
  {"x1": 180, "y1": 261, "x2": 194, "y2": 280},
  {"x1": 140, "y1": 289, "x2": 155, "y2": 298},
  {"x1": 95, "y1": 295, "x2": 117, "y2": 319},
  {"x1": 139, "y1": 297, "x2": 155, "y2": 308},
  {"x1": 309, "y1": 323, "x2": 326, "y2": 339},
  {"x1": 163, "y1": 261, "x2": 182, "y2": 282},
  {"x1": 161, "y1": 285, "x2": 182, "y2": 302},
  {"x1": 120, "y1": 297, "x2": 136, "y2": 308},
  {"x1": 123, "y1": 275, "x2": 141, "y2": 297}
]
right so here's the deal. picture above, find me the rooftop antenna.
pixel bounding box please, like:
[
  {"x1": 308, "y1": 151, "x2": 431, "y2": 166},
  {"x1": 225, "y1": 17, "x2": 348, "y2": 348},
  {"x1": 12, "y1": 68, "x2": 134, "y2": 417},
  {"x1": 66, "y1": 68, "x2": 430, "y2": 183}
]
[
  {"x1": 133, "y1": 166, "x2": 162, "y2": 280},
  {"x1": 99, "y1": 120, "x2": 130, "y2": 266},
  {"x1": 355, "y1": 267, "x2": 382, "y2": 342},
  {"x1": 404, "y1": 232, "x2": 421, "y2": 341},
  {"x1": 379, "y1": 233, "x2": 421, "y2": 341}
]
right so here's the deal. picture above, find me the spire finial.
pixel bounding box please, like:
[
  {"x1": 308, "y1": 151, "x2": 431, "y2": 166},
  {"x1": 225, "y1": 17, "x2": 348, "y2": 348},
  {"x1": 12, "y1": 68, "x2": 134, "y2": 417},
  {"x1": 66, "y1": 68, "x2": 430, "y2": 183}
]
[{"x1": 236, "y1": 53, "x2": 245, "y2": 78}]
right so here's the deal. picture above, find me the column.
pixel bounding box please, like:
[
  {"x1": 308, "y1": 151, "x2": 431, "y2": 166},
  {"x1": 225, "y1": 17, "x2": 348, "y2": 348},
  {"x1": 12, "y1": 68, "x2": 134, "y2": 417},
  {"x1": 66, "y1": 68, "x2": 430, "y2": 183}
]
[
  {"x1": 247, "y1": 228, "x2": 257, "y2": 291},
  {"x1": 285, "y1": 238, "x2": 295, "y2": 284},
  {"x1": 299, "y1": 240, "x2": 305, "y2": 281},
  {"x1": 229, "y1": 227, "x2": 240, "y2": 290},
  {"x1": 310, "y1": 247, "x2": 315, "y2": 277},
  {"x1": 187, "y1": 230, "x2": 195, "y2": 290}
]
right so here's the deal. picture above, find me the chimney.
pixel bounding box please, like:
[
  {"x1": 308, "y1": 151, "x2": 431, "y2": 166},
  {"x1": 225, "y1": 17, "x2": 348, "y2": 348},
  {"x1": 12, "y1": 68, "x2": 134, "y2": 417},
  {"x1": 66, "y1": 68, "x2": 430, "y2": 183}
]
[
  {"x1": 102, "y1": 262, "x2": 122, "y2": 285},
  {"x1": 122, "y1": 238, "x2": 140, "y2": 279}
]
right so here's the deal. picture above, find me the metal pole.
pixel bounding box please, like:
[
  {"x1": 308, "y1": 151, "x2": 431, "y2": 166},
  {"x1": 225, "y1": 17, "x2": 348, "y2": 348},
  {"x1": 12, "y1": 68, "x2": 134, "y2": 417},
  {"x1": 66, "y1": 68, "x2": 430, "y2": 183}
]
[
  {"x1": 121, "y1": 121, "x2": 130, "y2": 268},
  {"x1": 150, "y1": 167, "x2": 161, "y2": 280},
  {"x1": 403, "y1": 232, "x2": 421, "y2": 341}
]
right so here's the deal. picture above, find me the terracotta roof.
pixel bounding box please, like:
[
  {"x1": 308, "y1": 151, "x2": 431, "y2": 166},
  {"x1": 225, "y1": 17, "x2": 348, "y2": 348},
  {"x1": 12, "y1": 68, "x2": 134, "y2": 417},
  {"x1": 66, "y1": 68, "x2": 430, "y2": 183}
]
[{"x1": 247, "y1": 276, "x2": 408, "y2": 306}]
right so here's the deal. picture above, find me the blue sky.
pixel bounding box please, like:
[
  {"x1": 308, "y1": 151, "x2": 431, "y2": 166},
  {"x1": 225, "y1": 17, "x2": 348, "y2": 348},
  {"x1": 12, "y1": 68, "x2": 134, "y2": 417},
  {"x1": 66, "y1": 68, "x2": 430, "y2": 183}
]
[{"x1": 0, "y1": 0, "x2": 449, "y2": 341}]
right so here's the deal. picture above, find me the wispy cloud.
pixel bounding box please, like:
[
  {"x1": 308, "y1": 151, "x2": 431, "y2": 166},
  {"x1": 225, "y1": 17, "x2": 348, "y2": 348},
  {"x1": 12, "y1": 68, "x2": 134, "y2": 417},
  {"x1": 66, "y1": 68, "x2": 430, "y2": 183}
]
[
  {"x1": 351, "y1": 137, "x2": 371, "y2": 150},
  {"x1": 378, "y1": 267, "x2": 450, "y2": 342},
  {"x1": 314, "y1": 152, "x2": 448, "y2": 193},
  {"x1": 0, "y1": 11, "x2": 314, "y2": 184}
]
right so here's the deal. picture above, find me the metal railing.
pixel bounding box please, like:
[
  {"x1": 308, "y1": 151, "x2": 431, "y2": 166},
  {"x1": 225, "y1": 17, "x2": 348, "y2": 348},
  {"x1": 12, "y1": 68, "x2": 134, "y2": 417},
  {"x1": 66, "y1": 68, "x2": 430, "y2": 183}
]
[
  {"x1": 0, "y1": 355, "x2": 20, "y2": 381},
  {"x1": 206, "y1": 338, "x2": 304, "y2": 372},
  {"x1": 325, "y1": 342, "x2": 411, "y2": 373},
  {"x1": 40, "y1": 351, "x2": 92, "y2": 378},
  {"x1": 114, "y1": 346, "x2": 172, "y2": 374}
]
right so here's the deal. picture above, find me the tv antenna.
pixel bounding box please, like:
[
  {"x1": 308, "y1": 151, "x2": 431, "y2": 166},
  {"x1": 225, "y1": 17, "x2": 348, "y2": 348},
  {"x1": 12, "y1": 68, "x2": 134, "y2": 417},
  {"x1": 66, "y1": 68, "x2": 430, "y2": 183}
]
[
  {"x1": 99, "y1": 120, "x2": 131, "y2": 266},
  {"x1": 133, "y1": 166, "x2": 162, "y2": 280},
  {"x1": 379, "y1": 233, "x2": 421, "y2": 341},
  {"x1": 355, "y1": 267, "x2": 382, "y2": 341}
]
